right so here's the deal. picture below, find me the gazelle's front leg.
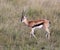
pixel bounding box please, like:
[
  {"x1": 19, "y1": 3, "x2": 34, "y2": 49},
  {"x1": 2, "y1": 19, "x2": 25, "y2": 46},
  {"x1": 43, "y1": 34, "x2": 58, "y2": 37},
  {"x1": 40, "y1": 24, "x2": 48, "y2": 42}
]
[
  {"x1": 45, "y1": 28, "x2": 50, "y2": 40},
  {"x1": 30, "y1": 28, "x2": 37, "y2": 39}
]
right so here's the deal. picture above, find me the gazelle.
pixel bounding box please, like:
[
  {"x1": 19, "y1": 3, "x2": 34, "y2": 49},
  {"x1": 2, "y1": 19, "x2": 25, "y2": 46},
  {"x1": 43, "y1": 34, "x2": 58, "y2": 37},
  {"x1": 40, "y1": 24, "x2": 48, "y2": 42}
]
[{"x1": 21, "y1": 11, "x2": 50, "y2": 40}]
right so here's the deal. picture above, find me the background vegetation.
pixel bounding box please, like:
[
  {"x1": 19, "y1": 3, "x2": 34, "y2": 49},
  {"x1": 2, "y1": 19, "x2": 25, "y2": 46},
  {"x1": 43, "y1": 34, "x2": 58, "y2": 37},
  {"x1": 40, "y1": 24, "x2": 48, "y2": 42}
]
[{"x1": 0, "y1": 0, "x2": 60, "y2": 50}]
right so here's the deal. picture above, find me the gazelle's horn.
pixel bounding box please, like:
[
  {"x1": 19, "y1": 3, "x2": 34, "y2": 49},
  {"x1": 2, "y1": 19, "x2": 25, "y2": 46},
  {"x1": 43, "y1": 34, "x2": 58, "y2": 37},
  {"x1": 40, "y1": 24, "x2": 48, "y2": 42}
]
[{"x1": 21, "y1": 10, "x2": 25, "y2": 22}]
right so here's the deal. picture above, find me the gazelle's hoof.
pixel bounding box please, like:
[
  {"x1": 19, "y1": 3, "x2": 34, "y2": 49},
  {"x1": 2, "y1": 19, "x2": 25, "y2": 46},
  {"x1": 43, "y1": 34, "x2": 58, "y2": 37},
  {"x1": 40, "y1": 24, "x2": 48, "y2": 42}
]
[{"x1": 46, "y1": 34, "x2": 50, "y2": 40}]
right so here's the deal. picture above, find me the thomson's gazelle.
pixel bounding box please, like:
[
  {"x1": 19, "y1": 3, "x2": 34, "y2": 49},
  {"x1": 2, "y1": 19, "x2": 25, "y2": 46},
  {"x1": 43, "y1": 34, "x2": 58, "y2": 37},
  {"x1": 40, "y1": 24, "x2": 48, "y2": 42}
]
[{"x1": 21, "y1": 12, "x2": 50, "y2": 39}]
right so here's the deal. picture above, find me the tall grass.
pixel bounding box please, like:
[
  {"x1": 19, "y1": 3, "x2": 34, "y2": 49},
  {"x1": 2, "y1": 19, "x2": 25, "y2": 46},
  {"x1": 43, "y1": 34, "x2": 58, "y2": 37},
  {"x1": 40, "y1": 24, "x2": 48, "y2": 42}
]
[{"x1": 0, "y1": 0, "x2": 60, "y2": 50}]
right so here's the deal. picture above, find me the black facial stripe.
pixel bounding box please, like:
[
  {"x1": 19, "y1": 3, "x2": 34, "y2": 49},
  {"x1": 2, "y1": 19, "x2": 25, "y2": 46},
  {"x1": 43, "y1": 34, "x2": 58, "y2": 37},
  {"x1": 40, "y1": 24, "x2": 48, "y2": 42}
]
[
  {"x1": 21, "y1": 18, "x2": 22, "y2": 21},
  {"x1": 21, "y1": 16, "x2": 23, "y2": 22},
  {"x1": 32, "y1": 22, "x2": 44, "y2": 28}
]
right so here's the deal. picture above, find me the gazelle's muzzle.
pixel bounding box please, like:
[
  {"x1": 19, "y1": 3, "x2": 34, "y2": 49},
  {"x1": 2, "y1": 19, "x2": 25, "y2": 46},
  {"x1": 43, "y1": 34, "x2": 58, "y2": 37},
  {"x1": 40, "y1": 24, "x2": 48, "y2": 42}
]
[{"x1": 21, "y1": 17, "x2": 22, "y2": 22}]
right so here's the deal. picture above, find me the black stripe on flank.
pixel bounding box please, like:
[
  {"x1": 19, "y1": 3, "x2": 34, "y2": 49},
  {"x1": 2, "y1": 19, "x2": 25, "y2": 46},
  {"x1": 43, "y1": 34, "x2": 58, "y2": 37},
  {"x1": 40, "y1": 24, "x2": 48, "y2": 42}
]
[{"x1": 32, "y1": 22, "x2": 44, "y2": 28}]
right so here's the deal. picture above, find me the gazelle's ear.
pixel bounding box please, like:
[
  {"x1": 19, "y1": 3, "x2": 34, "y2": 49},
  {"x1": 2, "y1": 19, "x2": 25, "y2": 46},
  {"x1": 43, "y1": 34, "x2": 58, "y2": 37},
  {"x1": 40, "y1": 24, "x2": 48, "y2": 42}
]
[{"x1": 24, "y1": 15, "x2": 27, "y2": 19}]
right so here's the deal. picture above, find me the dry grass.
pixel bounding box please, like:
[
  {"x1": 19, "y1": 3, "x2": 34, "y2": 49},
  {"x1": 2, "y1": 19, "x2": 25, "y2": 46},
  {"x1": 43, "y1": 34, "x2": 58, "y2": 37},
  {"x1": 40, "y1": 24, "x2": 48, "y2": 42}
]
[{"x1": 0, "y1": 0, "x2": 60, "y2": 50}]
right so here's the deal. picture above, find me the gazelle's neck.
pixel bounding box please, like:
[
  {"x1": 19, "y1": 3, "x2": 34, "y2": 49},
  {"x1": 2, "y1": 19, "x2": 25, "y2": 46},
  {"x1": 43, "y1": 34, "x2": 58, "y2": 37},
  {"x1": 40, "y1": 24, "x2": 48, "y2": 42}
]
[{"x1": 24, "y1": 18, "x2": 28, "y2": 25}]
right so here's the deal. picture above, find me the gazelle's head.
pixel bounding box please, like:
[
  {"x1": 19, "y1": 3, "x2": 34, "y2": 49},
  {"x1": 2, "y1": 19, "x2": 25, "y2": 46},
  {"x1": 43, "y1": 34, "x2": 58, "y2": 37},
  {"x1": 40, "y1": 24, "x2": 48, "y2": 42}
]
[
  {"x1": 21, "y1": 16, "x2": 27, "y2": 22},
  {"x1": 21, "y1": 11, "x2": 27, "y2": 23}
]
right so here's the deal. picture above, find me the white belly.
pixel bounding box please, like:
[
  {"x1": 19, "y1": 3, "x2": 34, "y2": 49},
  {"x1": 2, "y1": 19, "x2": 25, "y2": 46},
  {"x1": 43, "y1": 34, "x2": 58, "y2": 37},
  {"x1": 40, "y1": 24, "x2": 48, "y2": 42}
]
[{"x1": 33, "y1": 25, "x2": 43, "y2": 29}]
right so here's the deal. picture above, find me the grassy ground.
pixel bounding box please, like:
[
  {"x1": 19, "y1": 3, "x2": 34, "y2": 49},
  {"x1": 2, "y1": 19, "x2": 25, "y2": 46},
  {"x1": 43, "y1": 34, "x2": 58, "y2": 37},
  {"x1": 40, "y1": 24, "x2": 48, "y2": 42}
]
[{"x1": 0, "y1": 0, "x2": 60, "y2": 50}]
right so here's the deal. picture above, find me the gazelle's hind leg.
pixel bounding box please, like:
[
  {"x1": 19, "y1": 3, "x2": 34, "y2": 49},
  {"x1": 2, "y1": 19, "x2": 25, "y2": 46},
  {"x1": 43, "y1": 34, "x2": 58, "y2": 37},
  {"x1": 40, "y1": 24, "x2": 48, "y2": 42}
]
[
  {"x1": 45, "y1": 28, "x2": 50, "y2": 39},
  {"x1": 30, "y1": 28, "x2": 37, "y2": 39},
  {"x1": 43, "y1": 20, "x2": 50, "y2": 40}
]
